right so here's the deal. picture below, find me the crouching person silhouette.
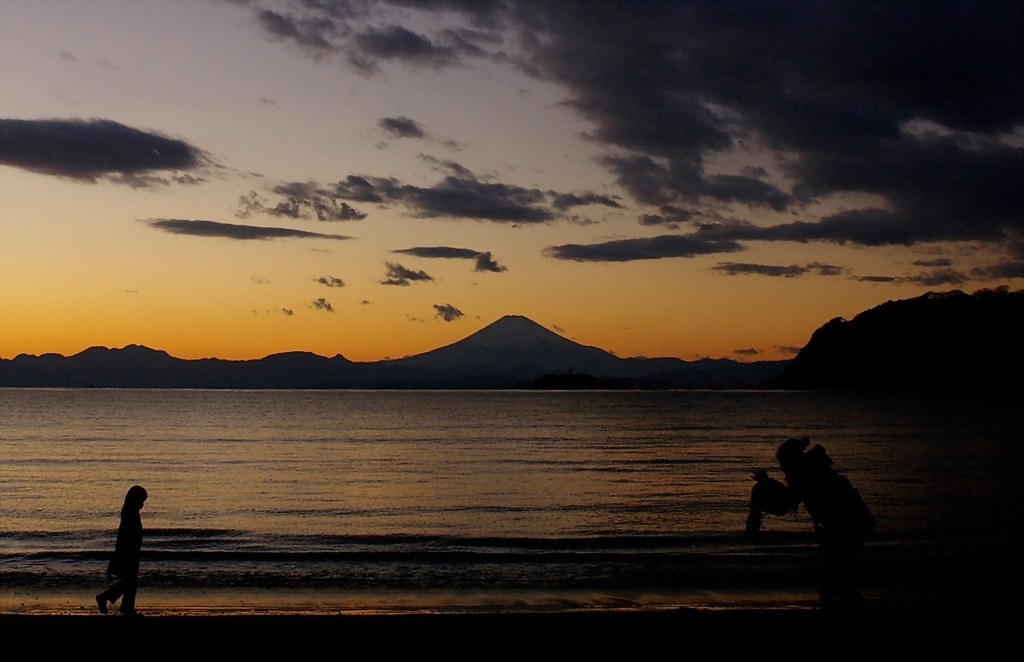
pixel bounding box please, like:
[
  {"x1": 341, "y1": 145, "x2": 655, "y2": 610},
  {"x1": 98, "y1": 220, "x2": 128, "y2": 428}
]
[
  {"x1": 746, "y1": 438, "x2": 875, "y2": 612},
  {"x1": 97, "y1": 485, "x2": 148, "y2": 616}
]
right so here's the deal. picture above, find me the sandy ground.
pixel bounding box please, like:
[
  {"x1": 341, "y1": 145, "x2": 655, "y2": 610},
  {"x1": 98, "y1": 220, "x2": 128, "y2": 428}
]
[
  {"x1": 4, "y1": 565, "x2": 1020, "y2": 653},
  {"x1": 1, "y1": 608, "x2": 1018, "y2": 655}
]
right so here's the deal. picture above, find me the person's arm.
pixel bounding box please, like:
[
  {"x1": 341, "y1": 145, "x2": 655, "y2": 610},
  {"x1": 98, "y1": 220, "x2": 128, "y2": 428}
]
[{"x1": 746, "y1": 471, "x2": 799, "y2": 539}]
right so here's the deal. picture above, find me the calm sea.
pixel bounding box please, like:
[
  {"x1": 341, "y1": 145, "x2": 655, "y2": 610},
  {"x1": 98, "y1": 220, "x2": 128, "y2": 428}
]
[{"x1": 1, "y1": 389, "x2": 1020, "y2": 613}]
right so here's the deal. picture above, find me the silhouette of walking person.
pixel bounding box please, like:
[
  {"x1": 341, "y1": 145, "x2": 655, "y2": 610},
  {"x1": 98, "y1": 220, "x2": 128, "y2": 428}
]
[
  {"x1": 96, "y1": 485, "x2": 148, "y2": 616},
  {"x1": 746, "y1": 438, "x2": 875, "y2": 612}
]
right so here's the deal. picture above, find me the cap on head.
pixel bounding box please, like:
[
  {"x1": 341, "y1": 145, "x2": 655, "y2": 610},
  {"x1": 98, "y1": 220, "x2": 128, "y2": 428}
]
[{"x1": 776, "y1": 437, "x2": 810, "y2": 464}]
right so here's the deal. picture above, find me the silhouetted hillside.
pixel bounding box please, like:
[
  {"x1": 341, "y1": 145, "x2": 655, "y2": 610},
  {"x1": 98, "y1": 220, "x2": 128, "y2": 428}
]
[
  {"x1": 771, "y1": 288, "x2": 1023, "y2": 391},
  {"x1": 0, "y1": 315, "x2": 787, "y2": 389}
]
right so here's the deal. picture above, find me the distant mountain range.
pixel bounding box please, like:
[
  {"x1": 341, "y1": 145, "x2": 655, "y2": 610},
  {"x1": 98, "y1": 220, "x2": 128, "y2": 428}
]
[
  {"x1": 0, "y1": 315, "x2": 787, "y2": 389},
  {"x1": 770, "y1": 288, "x2": 1022, "y2": 391},
  {"x1": 8, "y1": 290, "x2": 1017, "y2": 391}
]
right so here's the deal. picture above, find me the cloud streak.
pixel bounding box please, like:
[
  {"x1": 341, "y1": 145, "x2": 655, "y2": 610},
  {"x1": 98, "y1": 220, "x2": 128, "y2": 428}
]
[
  {"x1": 544, "y1": 235, "x2": 742, "y2": 262},
  {"x1": 712, "y1": 262, "x2": 845, "y2": 278},
  {"x1": 146, "y1": 219, "x2": 352, "y2": 241},
  {"x1": 853, "y1": 269, "x2": 970, "y2": 286},
  {"x1": 393, "y1": 246, "x2": 507, "y2": 272},
  {"x1": 549, "y1": 192, "x2": 622, "y2": 211}
]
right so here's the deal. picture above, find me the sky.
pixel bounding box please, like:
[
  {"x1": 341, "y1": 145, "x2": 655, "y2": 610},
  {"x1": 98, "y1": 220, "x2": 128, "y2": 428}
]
[{"x1": 1, "y1": 0, "x2": 1021, "y2": 362}]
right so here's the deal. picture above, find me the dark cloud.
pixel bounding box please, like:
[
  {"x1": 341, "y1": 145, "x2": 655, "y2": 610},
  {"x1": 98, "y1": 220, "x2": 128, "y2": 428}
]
[
  {"x1": 350, "y1": 25, "x2": 459, "y2": 72},
  {"x1": 172, "y1": 173, "x2": 206, "y2": 186},
  {"x1": 282, "y1": 308, "x2": 294, "y2": 316},
  {"x1": 638, "y1": 214, "x2": 671, "y2": 227},
  {"x1": 146, "y1": 219, "x2": 352, "y2": 241},
  {"x1": 252, "y1": 275, "x2": 270, "y2": 284},
  {"x1": 598, "y1": 146, "x2": 793, "y2": 212},
  {"x1": 787, "y1": 133, "x2": 1023, "y2": 245},
  {"x1": 638, "y1": 205, "x2": 699, "y2": 229},
  {"x1": 473, "y1": 252, "x2": 506, "y2": 272},
  {"x1": 392, "y1": 246, "x2": 507, "y2": 272},
  {"x1": 250, "y1": 2, "x2": 1023, "y2": 255},
  {"x1": 433, "y1": 303, "x2": 464, "y2": 322},
  {"x1": 544, "y1": 234, "x2": 742, "y2": 262},
  {"x1": 297, "y1": 161, "x2": 614, "y2": 225},
  {"x1": 693, "y1": 209, "x2": 927, "y2": 247},
  {"x1": 394, "y1": 246, "x2": 481, "y2": 260},
  {"x1": 379, "y1": 116, "x2": 426, "y2": 139},
  {"x1": 312, "y1": 297, "x2": 335, "y2": 312},
  {"x1": 734, "y1": 348, "x2": 760, "y2": 356},
  {"x1": 549, "y1": 192, "x2": 622, "y2": 211},
  {"x1": 514, "y1": 3, "x2": 1022, "y2": 246},
  {"x1": 775, "y1": 345, "x2": 801, "y2": 356},
  {"x1": 811, "y1": 264, "x2": 845, "y2": 277},
  {"x1": 237, "y1": 183, "x2": 367, "y2": 222},
  {"x1": 254, "y1": 4, "x2": 503, "y2": 74},
  {"x1": 854, "y1": 268, "x2": 971, "y2": 286},
  {"x1": 0, "y1": 118, "x2": 208, "y2": 186},
  {"x1": 905, "y1": 268, "x2": 969, "y2": 287},
  {"x1": 331, "y1": 175, "x2": 403, "y2": 203},
  {"x1": 405, "y1": 176, "x2": 550, "y2": 222},
  {"x1": 377, "y1": 123, "x2": 461, "y2": 151},
  {"x1": 972, "y1": 261, "x2": 1024, "y2": 280},
  {"x1": 381, "y1": 262, "x2": 433, "y2": 286},
  {"x1": 913, "y1": 258, "x2": 954, "y2": 267},
  {"x1": 315, "y1": 276, "x2": 346, "y2": 287},
  {"x1": 257, "y1": 9, "x2": 337, "y2": 58},
  {"x1": 331, "y1": 164, "x2": 553, "y2": 223},
  {"x1": 438, "y1": 138, "x2": 464, "y2": 151},
  {"x1": 59, "y1": 50, "x2": 77, "y2": 62},
  {"x1": 417, "y1": 155, "x2": 476, "y2": 179},
  {"x1": 712, "y1": 262, "x2": 844, "y2": 277}
]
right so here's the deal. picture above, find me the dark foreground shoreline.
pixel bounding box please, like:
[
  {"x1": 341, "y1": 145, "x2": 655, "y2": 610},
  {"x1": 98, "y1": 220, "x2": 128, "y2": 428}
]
[{"x1": 2, "y1": 609, "x2": 1018, "y2": 652}]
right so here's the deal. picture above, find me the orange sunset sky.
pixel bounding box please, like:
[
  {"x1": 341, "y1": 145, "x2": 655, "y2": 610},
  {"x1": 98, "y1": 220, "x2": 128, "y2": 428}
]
[{"x1": 1, "y1": 1, "x2": 1021, "y2": 362}]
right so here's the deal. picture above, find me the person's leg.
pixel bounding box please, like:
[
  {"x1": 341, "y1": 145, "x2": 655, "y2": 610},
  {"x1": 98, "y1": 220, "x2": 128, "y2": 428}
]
[
  {"x1": 97, "y1": 579, "x2": 127, "y2": 613},
  {"x1": 837, "y1": 543, "x2": 865, "y2": 612},
  {"x1": 119, "y1": 576, "x2": 138, "y2": 615},
  {"x1": 819, "y1": 542, "x2": 840, "y2": 611}
]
